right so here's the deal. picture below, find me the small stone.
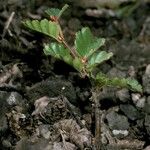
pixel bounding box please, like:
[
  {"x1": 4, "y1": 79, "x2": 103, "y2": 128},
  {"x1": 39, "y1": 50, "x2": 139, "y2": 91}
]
[
  {"x1": 27, "y1": 79, "x2": 77, "y2": 105},
  {"x1": 38, "y1": 125, "x2": 51, "y2": 139},
  {"x1": 131, "y1": 93, "x2": 146, "y2": 108},
  {"x1": 136, "y1": 97, "x2": 146, "y2": 108},
  {"x1": 144, "y1": 145, "x2": 150, "y2": 150},
  {"x1": 143, "y1": 96, "x2": 150, "y2": 114},
  {"x1": 132, "y1": 93, "x2": 141, "y2": 102},
  {"x1": 116, "y1": 88, "x2": 130, "y2": 102},
  {"x1": 112, "y1": 129, "x2": 129, "y2": 139},
  {"x1": 6, "y1": 92, "x2": 23, "y2": 106},
  {"x1": 2, "y1": 139, "x2": 12, "y2": 148},
  {"x1": 106, "y1": 111, "x2": 129, "y2": 130},
  {"x1": 120, "y1": 104, "x2": 142, "y2": 121},
  {"x1": 142, "y1": 64, "x2": 150, "y2": 94},
  {"x1": 0, "y1": 115, "x2": 8, "y2": 135},
  {"x1": 144, "y1": 115, "x2": 150, "y2": 136}
]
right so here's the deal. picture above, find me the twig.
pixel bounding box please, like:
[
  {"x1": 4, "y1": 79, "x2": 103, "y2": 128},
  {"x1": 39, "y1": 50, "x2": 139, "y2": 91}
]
[
  {"x1": 59, "y1": 129, "x2": 68, "y2": 150},
  {"x1": 62, "y1": 40, "x2": 77, "y2": 58},
  {"x1": 91, "y1": 88, "x2": 106, "y2": 150},
  {"x1": 2, "y1": 11, "x2": 15, "y2": 38},
  {"x1": 111, "y1": 139, "x2": 145, "y2": 149}
]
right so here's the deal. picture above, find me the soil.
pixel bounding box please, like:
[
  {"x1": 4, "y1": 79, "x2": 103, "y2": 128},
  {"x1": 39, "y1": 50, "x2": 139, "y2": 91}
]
[{"x1": 0, "y1": 0, "x2": 150, "y2": 150}]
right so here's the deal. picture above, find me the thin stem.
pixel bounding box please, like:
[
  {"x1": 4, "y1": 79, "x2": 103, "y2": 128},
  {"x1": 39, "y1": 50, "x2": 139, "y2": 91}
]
[
  {"x1": 91, "y1": 88, "x2": 105, "y2": 149},
  {"x1": 57, "y1": 22, "x2": 77, "y2": 58},
  {"x1": 62, "y1": 40, "x2": 76, "y2": 58}
]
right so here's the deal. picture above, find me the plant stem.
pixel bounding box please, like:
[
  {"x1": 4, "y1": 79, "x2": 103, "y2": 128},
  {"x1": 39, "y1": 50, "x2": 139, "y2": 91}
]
[
  {"x1": 92, "y1": 88, "x2": 105, "y2": 150},
  {"x1": 62, "y1": 40, "x2": 76, "y2": 58}
]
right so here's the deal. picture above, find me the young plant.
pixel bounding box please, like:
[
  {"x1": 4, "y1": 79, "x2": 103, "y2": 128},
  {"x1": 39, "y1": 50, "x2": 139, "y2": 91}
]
[{"x1": 23, "y1": 4, "x2": 142, "y2": 148}]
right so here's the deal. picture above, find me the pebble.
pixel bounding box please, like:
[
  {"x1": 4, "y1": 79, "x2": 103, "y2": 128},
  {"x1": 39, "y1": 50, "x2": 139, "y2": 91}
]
[
  {"x1": 112, "y1": 129, "x2": 129, "y2": 139},
  {"x1": 144, "y1": 115, "x2": 150, "y2": 136},
  {"x1": 106, "y1": 111, "x2": 129, "y2": 130},
  {"x1": 38, "y1": 125, "x2": 51, "y2": 140},
  {"x1": 6, "y1": 92, "x2": 23, "y2": 106},
  {"x1": 131, "y1": 93, "x2": 146, "y2": 108},
  {"x1": 142, "y1": 64, "x2": 150, "y2": 94},
  {"x1": 144, "y1": 96, "x2": 150, "y2": 114},
  {"x1": 120, "y1": 104, "x2": 142, "y2": 121},
  {"x1": 116, "y1": 88, "x2": 130, "y2": 102},
  {"x1": 144, "y1": 145, "x2": 150, "y2": 150}
]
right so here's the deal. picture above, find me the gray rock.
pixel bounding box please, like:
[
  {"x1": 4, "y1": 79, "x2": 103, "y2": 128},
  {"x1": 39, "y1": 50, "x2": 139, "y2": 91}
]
[
  {"x1": 15, "y1": 137, "x2": 50, "y2": 150},
  {"x1": 38, "y1": 125, "x2": 51, "y2": 139},
  {"x1": 136, "y1": 97, "x2": 146, "y2": 108},
  {"x1": 6, "y1": 92, "x2": 23, "y2": 106},
  {"x1": 26, "y1": 78, "x2": 77, "y2": 105},
  {"x1": 0, "y1": 115, "x2": 8, "y2": 135},
  {"x1": 120, "y1": 104, "x2": 142, "y2": 121},
  {"x1": 2, "y1": 139, "x2": 12, "y2": 148},
  {"x1": 144, "y1": 115, "x2": 150, "y2": 136},
  {"x1": 132, "y1": 93, "x2": 146, "y2": 108},
  {"x1": 112, "y1": 129, "x2": 129, "y2": 139},
  {"x1": 106, "y1": 111, "x2": 129, "y2": 130},
  {"x1": 142, "y1": 64, "x2": 150, "y2": 94},
  {"x1": 116, "y1": 88, "x2": 130, "y2": 102},
  {"x1": 143, "y1": 96, "x2": 150, "y2": 114},
  {"x1": 144, "y1": 145, "x2": 150, "y2": 150}
]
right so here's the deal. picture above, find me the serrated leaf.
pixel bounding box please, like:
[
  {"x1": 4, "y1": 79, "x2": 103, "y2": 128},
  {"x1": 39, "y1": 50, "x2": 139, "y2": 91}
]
[
  {"x1": 87, "y1": 51, "x2": 113, "y2": 70},
  {"x1": 40, "y1": 19, "x2": 49, "y2": 34},
  {"x1": 93, "y1": 72, "x2": 142, "y2": 92},
  {"x1": 44, "y1": 43, "x2": 60, "y2": 59},
  {"x1": 31, "y1": 20, "x2": 41, "y2": 32},
  {"x1": 43, "y1": 43, "x2": 73, "y2": 65},
  {"x1": 75, "y1": 27, "x2": 105, "y2": 58},
  {"x1": 45, "y1": 4, "x2": 69, "y2": 18},
  {"x1": 23, "y1": 19, "x2": 60, "y2": 41},
  {"x1": 45, "y1": 8, "x2": 60, "y2": 17},
  {"x1": 126, "y1": 78, "x2": 142, "y2": 92},
  {"x1": 73, "y1": 58, "x2": 84, "y2": 72}
]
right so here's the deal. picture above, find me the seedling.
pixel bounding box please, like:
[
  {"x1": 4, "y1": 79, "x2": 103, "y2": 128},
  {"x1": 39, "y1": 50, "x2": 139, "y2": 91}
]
[{"x1": 23, "y1": 4, "x2": 142, "y2": 148}]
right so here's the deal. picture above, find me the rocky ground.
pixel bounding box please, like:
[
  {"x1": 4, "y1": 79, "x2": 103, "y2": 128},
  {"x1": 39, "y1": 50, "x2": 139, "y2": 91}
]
[{"x1": 0, "y1": 0, "x2": 150, "y2": 150}]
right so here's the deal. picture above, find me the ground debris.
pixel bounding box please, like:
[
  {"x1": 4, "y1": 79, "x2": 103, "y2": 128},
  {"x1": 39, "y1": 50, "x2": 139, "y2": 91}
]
[{"x1": 53, "y1": 119, "x2": 92, "y2": 149}]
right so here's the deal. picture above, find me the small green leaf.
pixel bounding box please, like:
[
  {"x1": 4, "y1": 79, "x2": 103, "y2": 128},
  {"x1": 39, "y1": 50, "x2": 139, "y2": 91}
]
[
  {"x1": 40, "y1": 19, "x2": 49, "y2": 34},
  {"x1": 45, "y1": 4, "x2": 69, "y2": 18},
  {"x1": 43, "y1": 43, "x2": 73, "y2": 65},
  {"x1": 31, "y1": 20, "x2": 41, "y2": 32},
  {"x1": 75, "y1": 27, "x2": 105, "y2": 58},
  {"x1": 126, "y1": 78, "x2": 142, "y2": 93},
  {"x1": 73, "y1": 58, "x2": 84, "y2": 72},
  {"x1": 23, "y1": 19, "x2": 60, "y2": 41},
  {"x1": 87, "y1": 51, "x2": 113, "y2": 70},
  {"x1": 44, "y1": 43, "x2": 60, "y2": 59},
  {"x1": 92, "y1": 72, "x2": 142, "y2": 92},
  {"x1": 45, "y1": 8, "x2": 60, "y2": 17}
]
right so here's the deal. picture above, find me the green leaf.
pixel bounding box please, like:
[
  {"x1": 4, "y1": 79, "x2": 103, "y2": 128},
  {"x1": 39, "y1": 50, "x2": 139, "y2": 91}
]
[
  {"x1": 126, "y1": 78, "x2": 142, "y2": 93},
  {"x1": 45, "y1": 8, "x2": 60, "y2": 17},
  {"x1": 73, "y1": 57, "x2": 84, "y2": 72},
  {"x1": 43, "y1": 43, "x2": 73, "y2": 65},
  {"x1": 92, "y1": 72, "x2": 142, "y2": 92},
  {"x1": 23, "y1": 19, "x2": 60, "y2": 41},
  {"x1": 75, "y1": 27, "x2": 105, "y2": 58},
  {"x1": 87, "y1": 51, "x2": 113, "y2": 70},
  {"x1": 45, "y1": 4, "x2": 69, "y2": 18}
]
